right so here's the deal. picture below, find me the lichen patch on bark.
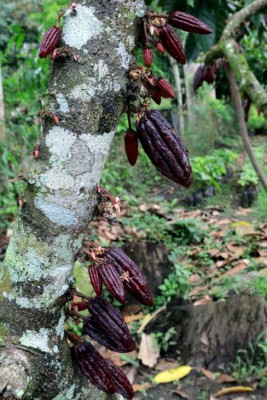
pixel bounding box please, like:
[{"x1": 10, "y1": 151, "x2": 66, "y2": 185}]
[
  {"x1": 19, "y1": 328, "x2": 52, "y2": 353},
  {"x1": 63, "y1": 5, "x2": 103, "y2": 51}
]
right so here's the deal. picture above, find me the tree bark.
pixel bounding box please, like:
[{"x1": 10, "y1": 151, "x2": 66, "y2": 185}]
[
  {"x1": 204, "y1": 0, "x2": 267, "y2": 111},
  {"x1": 228, "y1": 68, "x2": 267, "y2": 192},
  {"x1": 0, "y1": 62, "x2": 6, "y2": 140},
  {"x1": 0, "y1": 1, "x2": 144, "y2": 399}
]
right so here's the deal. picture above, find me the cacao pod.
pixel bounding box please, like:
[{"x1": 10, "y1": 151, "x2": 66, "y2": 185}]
[
  {"x1": 98, "y1": 263, "x2": 126, "y2": 304},
  {"x1": 72, "y1": 341, "x2": 115, "y2": 394},
  {"x1": 88, "y1": 297, "x2": 135, "y2": 347},
  {"x1": 39, "y1": 26, "x2": 61, "y2": 58},
  {"x1": 156, "y1": 41, "x2": 165, "y2": 53},
  {"x1": 193, "y1": 65, "x2": 205, "y2": 91},
  {"x1": 203, "y1": 62, "x2": 217, "y2": 84},
  {"x1": 159, "y1": 25, "x2": 186, "y2": 64},
  {"x1": 83, "y1": 316, "x2": 136, "y2": 352},
  {"x1": 136, "y1": 110, "x2": 192, "y2": 187},
  {"x1": 151, "y1": 90, "x2": 162, "y2": 105},
  {"x1": 107, "y1": 360, "x2": 135, "y2": 400},
  {"x1": 168, "y1": 11, "x2": 212, "y2": 34},
  {"x1": 88, "y1": 264, "x2": 102, "y2": 296},
  {"x1": 156, "y1": 77, "x2": 175, "y2": 99},
  {"x1": 104, "y1": 247, "x2": 154, "y2": 306},
  {"x1": 144, "y1": 48, "x2": 153, "y2": 68},
  {"x1": 124, "y1": 129, "x2": 138, "y2": 166}
]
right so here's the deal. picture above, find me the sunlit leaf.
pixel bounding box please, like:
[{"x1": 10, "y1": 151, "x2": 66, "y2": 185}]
[
  {"x1": 213, "y1": 386, "x2": 254, "y2": 397},
  {"x1": 154, "y1": 366, "x2": 192, "y2": 384}
]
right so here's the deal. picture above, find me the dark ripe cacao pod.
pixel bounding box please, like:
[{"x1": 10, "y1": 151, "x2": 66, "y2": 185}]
[
  {"x1": 151, "y1": 90, "x2": 162, "y2": 105},
  {"x1": 107, "y1": 360, "x2": 135, "y2": 400},
  {"x1": 144, "y1": 48, "x2": 153, "y2": 67},
  {"x1": 88, "y1": 297, "x2": 135, "y2": 347},
  {"x1": 193, "y1": 65, "x2": 205, "y2": 91},
  {"x1": 203, "y1": 62, "x2": 217, "y2": 84},
  {"x1": 136, "y1": 110, "x2": 192, "y2": 187},
  {"x1": 71, "y1": 301, "x2": 88, "y2": 311},
  {"x1": 88, "y1": 264, "x2": 102, "y2": 296},
  {"x1": 156, "y1": 41, "x2": 165, "y2": 53},
  {"x1": 72, "y1": 341, "x2": 115, "y2": 394},
  {"x1": 243, "y1": 97, "x2": 252, "y2": 121},
  {"x1": 98, "y1": 263, "x2": 126, "y2": 304},
  {"x1": 83, "y1": 316, "x2": 136, "y2": 352},
  {"x1": 39, "y1": 26, "x2": 61, "y2": 58},
  {"x1": 159, "y1": 25, "x2": 186, "y2": 64},
  {"x1": 124, "y1": 129, "x2": 138, "y2": 166},
  {"x1": 168, "y1": 11, "x2": 212, "y2": 34},
  {"x1": 104, "y1": 247, "x2": 154, "y2": 306},
  {"x1": 156, "y1": 77, "x2": 175, "y2": 99}
]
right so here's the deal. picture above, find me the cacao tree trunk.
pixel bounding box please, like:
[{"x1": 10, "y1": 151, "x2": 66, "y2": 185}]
[{"x1": 0, "y1": 1, "x2": 144, "y2": 399}]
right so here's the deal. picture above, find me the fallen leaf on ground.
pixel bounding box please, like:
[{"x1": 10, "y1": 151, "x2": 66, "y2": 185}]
[
  {"x1": 100, "y1": 349, "x2": 136, "y2": 367},
  {"x1": 155, "y1": 359, "x2": 180, "y2": 371},
  {"x1": 213, "y1": 386, "x2": 254, "y2": 397},
  {"x1": 133, "y1": 382, "x2": 153, "y2": 392},
  {"x1": 201, "y1": 368, "x2": 216, "y2": 380},
  {"x1": 153, "y1": 366, "x2": 192, "y2": 384},
  {"x1": 122, "y1": 304, "x2": 141, "y2": 315},
  {"x1": 172, "y1": 388, "x2": 189, "y2": 398},
  {"x1": 124, "y1": 313, "x2": 144, "y2": 323},
  {"x1": 193, "y1": 296, "x2": 213, "y2": 306},
  {"x1": 138, "y1": 333, "x2": 159, "y2": 368},
  {"x1": 216, "y1": 374, "x2": 236, "y2": 384},
  {"x1": 220, "y1": 260, "x2": 250, "y2": 279},
  {"x1": 125, "y1": 366, "x2": 136, "y2": 384},
  {"x1": 189, "y1": 274, "x2": 202, "y2": 285}
]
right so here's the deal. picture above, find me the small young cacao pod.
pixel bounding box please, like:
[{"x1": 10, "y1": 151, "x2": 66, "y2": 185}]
[
  {"x1": 124, "y1": 129, "x2": 138, "y2": 166},
  {"x1": 151, "y1": 90, "x2": 162, "y2": 105},
  {"x1": 203, "y1": 62, "x2": 217, "y2": 84},
  {"x1": 156, "y1": 41, "x2": 165, "y2": 53},
  {"x1": 39, "y1": 26, "x2": 61, "y2": 58},
  {"x1": 168, "y1": 11, "x2": 212, "y2": 34},
  {"x1": 88, "y1": 264, "x2": 102, "y2": 296},
  {"x1": 193, "y1": 65, "x2": 205, "y2": 92},
  {"x1": 72, "y1": 341, "x2": 115, "y2": 394},
  {"x1": 156, "y1": 77, "x2": 175, "y2": 99},
  {"x1": 159, "y1": 25, "x2": 186, "y2": 64},
  {"x1": 136, "y1": 110, "x2": 192, "y2": 187},
  {"x1": 143, "y1": 47, "x2": 153, "y2": 67},
  {"x1": 107, "y1": 360, "x2": 135, "y2": 400}
]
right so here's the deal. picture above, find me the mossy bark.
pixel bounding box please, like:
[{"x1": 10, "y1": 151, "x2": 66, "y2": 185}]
[
  {"x1": 0, "y1": 1, "x2": 144, "y2": 399},
  {"x1": 204, "y1": 0, "x2": 267, "y2": 111}
]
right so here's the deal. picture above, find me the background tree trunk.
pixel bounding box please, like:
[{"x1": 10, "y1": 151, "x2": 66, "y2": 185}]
[
  {"x1": 169, "y1": 57, "x2": 185, "y2": 139},
  {"x1": 228, "y1": 68, "x2": 267, "y2": 192},
  {"x1": 0, "y1": 62, "x2": 5, "y2": 140},
  {"x1": 0, "y1": 1, "x2": 144, "y2": 399}
]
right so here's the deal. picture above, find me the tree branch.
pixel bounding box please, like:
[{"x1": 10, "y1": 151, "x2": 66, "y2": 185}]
[
  {"x1": 203, "y1": 0, "x2": 267, "y2": 112},
  {"x1": 228, "y1": 68, "x2": 267, "y2": 192}
]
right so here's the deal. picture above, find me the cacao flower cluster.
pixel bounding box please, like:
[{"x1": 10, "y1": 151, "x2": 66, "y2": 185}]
[
  {"x1": 68, "y1": 247, "x2": 153, "y2": 397},
  {"x1": 142, "y1": 9, "x2": 212, "y2": 68}
]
